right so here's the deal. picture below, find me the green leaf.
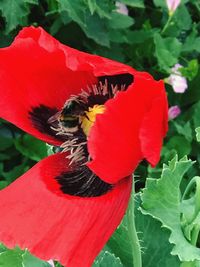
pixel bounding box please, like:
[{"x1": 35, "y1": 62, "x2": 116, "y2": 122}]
[
  {"x1": 108, "y1": 12, "x2": 134, "y2": 29},
  {"x1": 108, "y1": 29, "x2": 128, "y2": 44},
  {"x1": 137, "y1": 217, "x2": 180, "y2": 266},
  {"x1": 0, "y1": 181, "x2": 9, "y2": 190},
  {"x1": 174, "y1": 5, "x2": 192, "y2": 31},
  {"x1": 0, "y1": 247, "x2": 23, "y2": 267},
  {"x1": 108, "y1": 194, "x2": 180, "y2": 267},
  {"x1": 180, "y1": 176, "x2": 200, "y2": 243},
  {"x1": 59, "y1": 11, "x2": 72, "y2": 25},
  {"x1": 87, "y1": 0, "x2": 96, "y2": 14},
  {"x1": 196, "y1": 127, "x2": 200, "y2": 142},
  {"x1": 22, "y1": 251, "x2": 51, "y2": 267},
  {"x1": 86, "y1": 0, "x2": 113, "y2": 18},
  {"x1": 93, "y1": 251, "x2": 123, "y2": 267},
  {"x1": 0, "y1": 243, "x2": 7, "y2": 253},
  {"x1": 127, "y1": 29, "x2": 155, "y2": 44},
  {"x1": 120, "y1": 0, "x2": 144, "y2": 8},
  {"x1": 0, "y1": 247, "x2": 52, "y2": 267},
  {"x1": 0, "y1": 153, "x2": 11, "y2": 160},
  {"x1": 141, "y1": 156, "x2": 200, "y2": 262},
  {"x1": 164, "y1": 136, "x2": 192, "y2": 159},
  {"x1": 181, "y1": 73, "x2": 200, "y2": 106},
  {"x1": 54, "y1": 262, "x2": 64, "y2": 267},
  {"x1": 179, "y1": 60, "x2": 199, "y2": 81},
  {"x1": 26, "y1": 0, "x2": 38, "y2": 4},
  {"x1": 136, "y1": 197, "x2": 180, "y2": 266},
  {"x1": 0, "y1": 136, "x2": 13, "y2": 151},
  {"x1": 154, "y1": 33, "x2": 181, "y2": 71},
  {"x1": 84, "y1": 14, "x2": 110, "y2": 47},
  {"x1": 14, "y1": 134, "x2": 47, "y2": 162},
  {"x1": 0, "y1": 0, "x2": 37, "y2": 32},
  {"x1": 182, "y1": 27, "x2": 200, "y2": 53},
  {"x1": 173, "y1": 122, "x2": 193, "y2": 142},
  {"x1": 58, "y1": 0, "x2": 110, "y2": 46},
  {"x1": 153, "y1": 0, "x2": 167, "y2": 8},
  {"x1": 107, "y1": 215, "x2": 133, "y2": 267},
  {"x1": 2, "y1": 162, "x2": 29, "y2": 183},
  {"x1": 94, "y1": 42, "x2": 126, "y2": 62},
  {"x1": 193, "y1": 102, "x2": 200, "y2": 129},
  {"x1": 58, "y1": 0, "x2": 86, "y2": 27},
  {"x1": 181, "y1": 261, "x2": 200, "y2": 267}
]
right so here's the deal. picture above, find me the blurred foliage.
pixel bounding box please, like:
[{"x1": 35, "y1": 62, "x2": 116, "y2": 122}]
[{"x1": 1, "y1": 0, "x2": 200, "y2": 266}]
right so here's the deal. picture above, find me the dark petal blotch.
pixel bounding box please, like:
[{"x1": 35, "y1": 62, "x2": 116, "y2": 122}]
[
  {"x1": 98, "y1": 73, "x2": 134, "y2": 90},
  {"x1": 56, "y1": 165, "x2": 113, "y2": 197},
  {"x1": 87, "y1": 94, "x2": 109, "y2": 106},
  {"x1": 29, "y1": 104, "x2": 65, "y2": 142}
]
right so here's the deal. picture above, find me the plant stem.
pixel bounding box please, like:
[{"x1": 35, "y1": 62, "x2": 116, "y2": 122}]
[
  {"x1": 182, "y1": 176, "x2": 200, "y2": 223},
  {"x1": 191, "y1": 225, "x2": 200, "y2": 246},
  {"x1": 127, "y1": 179, "x2": 142, "y2": 267},
  {"x1": 161, "y1": 14, "x2": 173, "y2": 35}
]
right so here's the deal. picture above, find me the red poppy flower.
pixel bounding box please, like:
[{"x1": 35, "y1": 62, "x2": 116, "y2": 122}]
[{"x1": 0, "y1": 27, "x2": 168, "y2": 267}]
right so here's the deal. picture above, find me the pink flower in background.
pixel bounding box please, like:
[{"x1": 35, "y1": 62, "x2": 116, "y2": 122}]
[
  {"x1": 48, "y1": 260, "x2": 55, "y2": 267},
  {"x1": 168, "y1": 105, "x2": 181, "y2": 120},
  {"x1": 116, "y1": 1, "x2": 128, "y2": 15},
  {"x1": 168, "y1": 64, "x2": 188, "y2": 93},
  {"x1": 166, "y1": 0, "x2": 181, "y2": 14}
]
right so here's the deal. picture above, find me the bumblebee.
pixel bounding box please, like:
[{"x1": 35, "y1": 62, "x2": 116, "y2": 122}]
[
  {"x1": 48, "y1": 100, "x2": 87, "y2": 133},
  {"x1": 59, "y1": 100, "x2": 86, "y2": 131},
  {"x1": 48, "y1": 99, "x2": 105, "y2": 136}
]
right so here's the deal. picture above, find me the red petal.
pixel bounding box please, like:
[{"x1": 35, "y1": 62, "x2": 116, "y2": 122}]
[
  {"x1": 0, "y1": 153, "x2": 132, "y2": 267},
  {"x1": 87, "y1": 73, "x2": 168, "y2": 184},
  {"x1": 0, "y1": 26, "x2": 136, "y2": 145},
  {"x1": 139, "y1": 85, "x2": 168, "y2": 167},
  {"x1": 17, "y1": 27, "x2": 136, "y2": 76},
  {"x1": 0, "y1": 27, "x2": 95, "y2": 145}
]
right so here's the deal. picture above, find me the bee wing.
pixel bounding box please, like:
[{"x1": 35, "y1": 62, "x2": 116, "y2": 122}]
[{"x1": 47, "y1": 111, "x2": 61, "y2": 124}]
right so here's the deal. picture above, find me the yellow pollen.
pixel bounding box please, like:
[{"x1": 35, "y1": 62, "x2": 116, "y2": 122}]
[{"x1": 81, "y1": 104, "x2": 105, "y2": 136}]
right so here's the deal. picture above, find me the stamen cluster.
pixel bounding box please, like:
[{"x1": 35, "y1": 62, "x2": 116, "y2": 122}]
[{"x1": 49, "y1": 80, "x2": 124, "y2": 167}]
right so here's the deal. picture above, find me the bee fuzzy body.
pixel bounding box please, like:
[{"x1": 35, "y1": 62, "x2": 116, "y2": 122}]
[{"x1": 59, "y1": 100, "x2": 86, "y2": 133}]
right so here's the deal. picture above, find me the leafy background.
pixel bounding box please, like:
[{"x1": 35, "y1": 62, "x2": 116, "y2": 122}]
[{"x1": 0, "y1": 0, "x2": 200, "y2": 266}]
